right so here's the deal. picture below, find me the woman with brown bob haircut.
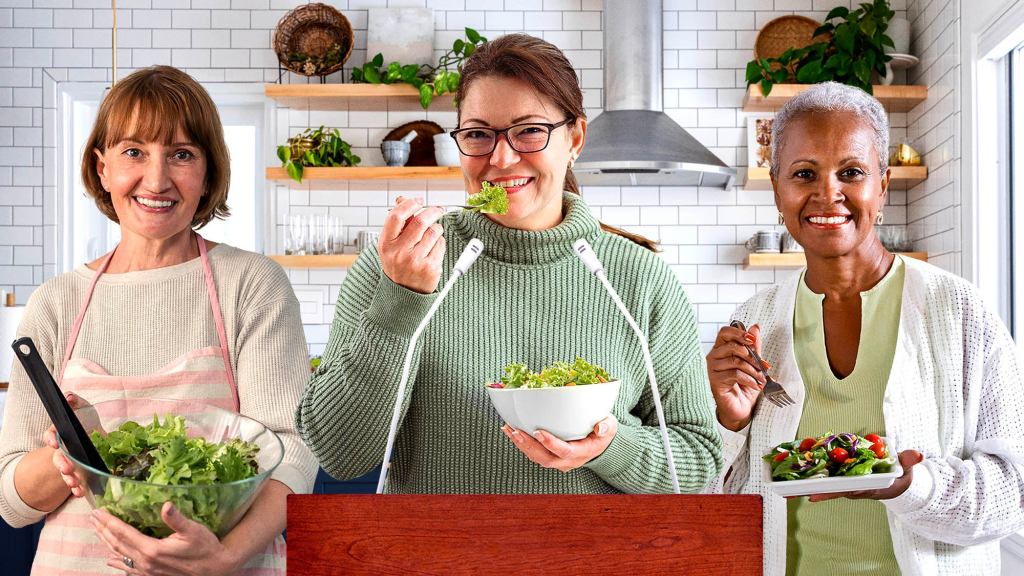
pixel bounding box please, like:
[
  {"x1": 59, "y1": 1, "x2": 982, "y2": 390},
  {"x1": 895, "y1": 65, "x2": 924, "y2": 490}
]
[
  {"x1": 298, "y1": 35, "x2": 722, "y2": 495},
  {"x1": 0, "y1": 65, "x2": 317, "y2": 575}
]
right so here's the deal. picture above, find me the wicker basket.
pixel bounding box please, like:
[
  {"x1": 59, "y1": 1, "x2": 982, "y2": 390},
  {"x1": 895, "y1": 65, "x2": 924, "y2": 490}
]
[
  {"x1": 754, "y1": 15, "x2": 831, "y2": 61},
  {"x1": 274, "y1": 3, "x2": 353, "y2": 77}
]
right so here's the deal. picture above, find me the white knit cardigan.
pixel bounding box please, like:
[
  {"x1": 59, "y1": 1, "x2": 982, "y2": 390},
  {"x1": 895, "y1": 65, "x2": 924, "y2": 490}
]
[{"x1": 707, "y1": 257, "x2": 1024, "y2": 576}]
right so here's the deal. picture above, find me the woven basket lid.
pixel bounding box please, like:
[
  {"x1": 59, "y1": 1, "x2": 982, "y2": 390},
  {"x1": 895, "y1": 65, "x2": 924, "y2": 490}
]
[
  {"x1": 274, "y1": 3, "x2": 353, "y2": 77},
  {"x1": 754, "y1": 15, "x2": 831, "y2": 61}
]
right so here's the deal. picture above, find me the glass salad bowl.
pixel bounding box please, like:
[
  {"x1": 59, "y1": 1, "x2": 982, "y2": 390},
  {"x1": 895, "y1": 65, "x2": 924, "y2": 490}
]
[
  {"x1": 60, "y1": 398, "x2": 283, "y2": 538},
  {"x1": 486, "y1": 380, "x2": 621, "y2": 441}
]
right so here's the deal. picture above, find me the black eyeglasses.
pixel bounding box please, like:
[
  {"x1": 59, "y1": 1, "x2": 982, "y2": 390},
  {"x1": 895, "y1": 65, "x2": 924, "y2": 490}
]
[{"x1": 448, "y1": 118, "x2": 575, "y2": 157}]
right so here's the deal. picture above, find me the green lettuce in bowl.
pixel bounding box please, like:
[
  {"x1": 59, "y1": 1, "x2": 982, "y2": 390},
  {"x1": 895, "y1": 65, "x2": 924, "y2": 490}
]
[{"x1": 61, "y1": 399, "x2": 282, "y2": 538}]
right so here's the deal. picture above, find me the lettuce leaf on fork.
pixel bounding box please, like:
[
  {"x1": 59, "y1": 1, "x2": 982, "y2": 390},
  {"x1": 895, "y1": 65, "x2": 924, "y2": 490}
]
[{"x1": 464, "y1": 181, "x2": 509, "y2": 214}]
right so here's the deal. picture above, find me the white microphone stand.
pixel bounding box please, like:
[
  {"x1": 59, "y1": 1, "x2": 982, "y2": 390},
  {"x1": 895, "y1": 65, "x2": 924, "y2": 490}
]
[
  {"x1": 376, "y1": 239, "x2": 484, "y2": 494},
  {"x1": 572, "y1": 239, "x2": 681, "y2": 494}
]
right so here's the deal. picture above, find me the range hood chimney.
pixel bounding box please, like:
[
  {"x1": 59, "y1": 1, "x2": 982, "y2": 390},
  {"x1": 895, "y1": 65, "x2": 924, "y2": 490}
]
[{"x1": 574, "y1": 0, "x2": 736, "y2": 188}]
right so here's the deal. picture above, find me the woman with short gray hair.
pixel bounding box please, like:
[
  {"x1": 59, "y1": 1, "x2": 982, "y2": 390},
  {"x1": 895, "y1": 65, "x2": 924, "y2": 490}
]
[{"x1": 705, "y1": 81, "x2": 1024, "y2": 575}]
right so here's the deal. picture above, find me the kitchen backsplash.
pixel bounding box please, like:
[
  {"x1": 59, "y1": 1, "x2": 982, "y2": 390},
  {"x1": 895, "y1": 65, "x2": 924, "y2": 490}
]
[{"x1": 0, "y1": 0, "x2": 959, "y2": 354}]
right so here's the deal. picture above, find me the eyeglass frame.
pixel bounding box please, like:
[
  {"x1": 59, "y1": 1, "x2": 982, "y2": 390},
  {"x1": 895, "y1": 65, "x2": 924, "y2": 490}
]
[{"x1": 448, "y1": 117, "x2": 576, "y2": 157}]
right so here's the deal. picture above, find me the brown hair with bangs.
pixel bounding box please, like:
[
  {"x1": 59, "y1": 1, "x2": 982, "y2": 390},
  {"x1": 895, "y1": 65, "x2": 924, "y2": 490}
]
[
  {"x1": 81, "y1": 65, "x2": 230, "y2": 228},
  {"x1": 456, "y1": 34, "x2": 657, "y2": 251}
]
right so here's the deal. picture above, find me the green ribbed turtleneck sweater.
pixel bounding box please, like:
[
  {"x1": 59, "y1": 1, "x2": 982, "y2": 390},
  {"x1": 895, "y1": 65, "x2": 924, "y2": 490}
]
[{"x1": 296, "y1": 192, "x2": 722, "y2": 493}]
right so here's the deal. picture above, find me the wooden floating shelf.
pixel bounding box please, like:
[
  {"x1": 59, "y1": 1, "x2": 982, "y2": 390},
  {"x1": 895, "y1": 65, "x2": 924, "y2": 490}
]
[
  {"x1": 265, "y1": 83, "x2": 455, "y2": 110},
  {"x1": 270, "y1": 254, "x2": 358, "y2": 268},
  {"x1": 266, "y1": 166, "x2": 462, "y2": 183},
  {"x1": 742, "y1": 84, "x2": 928, "y2": 113},
  {"x1": 745, "y1": 251, "x2": 928, "y2": 269},
  {"x1": 744, "y1": 166, "x2": 928, "y2": 190}
]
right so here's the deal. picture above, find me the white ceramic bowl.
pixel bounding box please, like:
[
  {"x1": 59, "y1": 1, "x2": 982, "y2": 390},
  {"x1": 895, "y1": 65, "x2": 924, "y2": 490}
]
[
  {"x1": 434, "y1": 147, "x2": 461, "y2": 166},
  {"x1": 485, "y1": 381, "x2": 620, "y2": 441}
]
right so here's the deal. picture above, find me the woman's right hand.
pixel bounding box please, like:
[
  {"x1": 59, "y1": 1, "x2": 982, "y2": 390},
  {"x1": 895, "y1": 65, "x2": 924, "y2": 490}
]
[
  {"x1": 379, "y1": 196, "x2": 447, "y2": 294},
  {"x1": 706, "y1": 324, "x2": 767, "y2": 432},
  {"x1": 44, "y1": 393, "x2": 87, "y2": 498}
]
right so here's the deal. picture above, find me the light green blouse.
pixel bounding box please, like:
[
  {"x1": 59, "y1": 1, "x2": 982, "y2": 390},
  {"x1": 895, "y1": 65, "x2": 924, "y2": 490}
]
[{"x1": 786, "y1": 256, "x2": 905, "y2": 576}]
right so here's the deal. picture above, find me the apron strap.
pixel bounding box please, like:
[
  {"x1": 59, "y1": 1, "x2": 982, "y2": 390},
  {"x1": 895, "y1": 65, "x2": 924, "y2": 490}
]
[
  {"x1": 60, "y1": 234, "x2": 240, "y2": 412},
  {"x1": 197, "y1": 234, "x2": 239, "y2": 411},
  {"x1": 60, "y1": 248, "x2": 116, "y2": 385}
]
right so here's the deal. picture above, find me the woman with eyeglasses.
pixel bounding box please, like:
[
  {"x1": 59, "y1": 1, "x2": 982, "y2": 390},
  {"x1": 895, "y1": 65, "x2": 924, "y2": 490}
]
[{"x1": 296, "y1": 34, "x2": 722, "y2": 494}]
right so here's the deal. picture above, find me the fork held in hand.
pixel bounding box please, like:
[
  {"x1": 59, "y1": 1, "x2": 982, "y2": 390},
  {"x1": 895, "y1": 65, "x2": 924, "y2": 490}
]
[{"x1": 729, "y1": 320, "x2": 795, "y2": 407}]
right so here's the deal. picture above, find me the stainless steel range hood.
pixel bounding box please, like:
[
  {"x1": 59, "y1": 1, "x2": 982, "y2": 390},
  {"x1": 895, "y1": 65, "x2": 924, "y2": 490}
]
[{"x1": 574, "y1": 0, "x2": 736, "y2": 188}]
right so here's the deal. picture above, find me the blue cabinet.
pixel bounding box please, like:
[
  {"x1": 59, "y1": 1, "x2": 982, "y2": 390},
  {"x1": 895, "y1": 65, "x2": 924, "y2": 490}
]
[
  {"x1": 314, "y1": 466, "x2": 380, "y2": 494},
  {"x1": 0, "y1": 519, "x2": 42, "y2": 576}
]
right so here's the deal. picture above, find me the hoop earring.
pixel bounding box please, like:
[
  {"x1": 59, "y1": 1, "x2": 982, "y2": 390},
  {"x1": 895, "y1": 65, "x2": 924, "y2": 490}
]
[
  {"x1": 778, "y1": 212, "x2": 785, "y2": 225},
  {"x1": 875, "y1": 212, "x2": 884, "y2": 225}
]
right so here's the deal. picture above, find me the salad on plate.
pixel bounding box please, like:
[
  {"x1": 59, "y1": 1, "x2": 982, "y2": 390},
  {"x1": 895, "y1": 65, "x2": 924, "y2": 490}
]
[
  {"x1": 762, "y1": 431, "x2": 903, "y2": 497},
  {"x1": 764, "y1": 431, "x2": 895, "y2": 481}
]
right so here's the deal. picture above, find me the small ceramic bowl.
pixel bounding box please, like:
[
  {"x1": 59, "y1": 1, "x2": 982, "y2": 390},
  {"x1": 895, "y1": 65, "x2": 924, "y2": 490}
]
[{"x1": 380, "y1": 140, "x2": 410, "y2": 167}]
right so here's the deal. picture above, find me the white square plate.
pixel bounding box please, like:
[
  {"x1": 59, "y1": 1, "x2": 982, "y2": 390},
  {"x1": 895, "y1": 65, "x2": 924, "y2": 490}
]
[{"x1": 764, "y1": 438, "x2": 904, "y2": 497}]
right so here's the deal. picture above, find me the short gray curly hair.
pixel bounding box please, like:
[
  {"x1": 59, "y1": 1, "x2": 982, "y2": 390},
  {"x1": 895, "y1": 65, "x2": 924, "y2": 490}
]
[{"x1": 769, "y1": 81, "x2": 889, "y2": 180}]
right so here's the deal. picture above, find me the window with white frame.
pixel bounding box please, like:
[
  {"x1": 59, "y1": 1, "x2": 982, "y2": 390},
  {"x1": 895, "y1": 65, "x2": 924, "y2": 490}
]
[
  {"x1": 1011, "y1": 44, "x2": 1024, "y2": 346},
  {"x1": 973, "y1": 5, "x2": 1024, "y2": 569}
]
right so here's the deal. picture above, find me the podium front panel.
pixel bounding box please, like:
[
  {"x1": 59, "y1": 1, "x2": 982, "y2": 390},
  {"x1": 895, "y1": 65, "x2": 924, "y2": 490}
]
[{"x1": 287, "y1": 494, "x2": 762, "y2": 575}]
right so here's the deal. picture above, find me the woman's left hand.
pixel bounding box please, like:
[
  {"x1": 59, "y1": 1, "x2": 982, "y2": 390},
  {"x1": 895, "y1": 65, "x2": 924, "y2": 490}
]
[
  {"x1": 807, "y1": 450, "x2": 925, "y2": 502},
  {"x1": 91, "y1": 502, "x2": 241, "y2": 576},
  {"x1": 502, "y1": 416, "x2": 617, "y2": 472}
]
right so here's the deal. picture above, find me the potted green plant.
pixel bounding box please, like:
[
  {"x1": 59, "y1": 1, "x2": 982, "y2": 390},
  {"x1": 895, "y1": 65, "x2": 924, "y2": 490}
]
[
  {"x1": 350, "y1": 27, "x2": 487, "y2": 109},
  {"x1": 746, "y1": 0, "x2": 896, "y2": 95},
  {"x1": 277, "y1": 126, "x2": 361, "y2": 183}
]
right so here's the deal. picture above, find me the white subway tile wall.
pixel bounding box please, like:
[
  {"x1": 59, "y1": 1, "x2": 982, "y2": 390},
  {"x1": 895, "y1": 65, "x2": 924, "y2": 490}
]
[
  {"x1": 906, "y1": 0, "x2": 960, "y2": 274},
  {"x1": 0, "y1": 0, "x2": 953, "y2": 354}
]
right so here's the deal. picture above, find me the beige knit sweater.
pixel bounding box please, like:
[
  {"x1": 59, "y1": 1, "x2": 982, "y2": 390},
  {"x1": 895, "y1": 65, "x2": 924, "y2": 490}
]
[{"x1": 0, "y1": 244, "x2": 317, "y2": 529}]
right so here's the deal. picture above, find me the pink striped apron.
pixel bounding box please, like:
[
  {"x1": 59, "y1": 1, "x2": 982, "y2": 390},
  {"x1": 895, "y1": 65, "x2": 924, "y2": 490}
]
[{"x1": 31, "y1": 235, "x2": 286, "y2": 576}]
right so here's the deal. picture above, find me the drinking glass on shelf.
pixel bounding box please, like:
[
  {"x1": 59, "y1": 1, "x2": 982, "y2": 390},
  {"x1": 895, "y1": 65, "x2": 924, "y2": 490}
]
[
  {"x1": 311, "y1": 214, "x2": 327, "y2": 255},
  {"x1": 877, "y1": 225, "x2": 912, "y2": 253},
  {"x1": 286, "y1": 214, "x2": 307, "y2": 255},
  {"x1": 326, "y1": 215, "x2": 344, "y2": 254}
]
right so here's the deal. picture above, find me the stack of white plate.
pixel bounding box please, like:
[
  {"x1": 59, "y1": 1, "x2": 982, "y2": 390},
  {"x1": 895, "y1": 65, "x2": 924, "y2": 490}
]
[{"x1": 433, "y1": 133, "x2": 460, "y2": 166}]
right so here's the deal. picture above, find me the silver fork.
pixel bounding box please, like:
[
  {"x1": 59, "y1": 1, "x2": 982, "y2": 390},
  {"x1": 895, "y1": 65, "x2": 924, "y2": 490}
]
[{"x1": 729, "y1": 320, "x2": 795, "y2": 407}]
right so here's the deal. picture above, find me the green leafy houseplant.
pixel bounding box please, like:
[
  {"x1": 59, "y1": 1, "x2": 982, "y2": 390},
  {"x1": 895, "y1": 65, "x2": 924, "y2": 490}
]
[
  {"x1": 277, "y1": 126, "x2": 360, "y2": 183},
  {"x1": 745, "y1": 0, "x2": 896, "y2": 95},
  {"x1": 350, "y1": 27, "x2": 487, "y2": 109}
]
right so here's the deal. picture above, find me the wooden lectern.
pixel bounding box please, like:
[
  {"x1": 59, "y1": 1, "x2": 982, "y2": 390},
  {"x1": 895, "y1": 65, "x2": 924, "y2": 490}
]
[{"x1": 287, "y1": 494, "x2": 762, "y2": 575}]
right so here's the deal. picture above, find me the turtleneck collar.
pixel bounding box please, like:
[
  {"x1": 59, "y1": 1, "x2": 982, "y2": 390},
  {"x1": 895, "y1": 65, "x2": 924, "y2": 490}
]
[{"x1": 448, "y1": 191, "x2": 602, "y2": 266}]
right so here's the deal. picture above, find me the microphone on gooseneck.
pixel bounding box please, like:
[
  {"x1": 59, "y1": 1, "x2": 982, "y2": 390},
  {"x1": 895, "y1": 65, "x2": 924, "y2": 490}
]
[
  {"x1": 376, "y1": 239, "x2": 484, "y2": 494},
  {"x1": 572, "y1": 239, "x2": 682, "y2": 495}
]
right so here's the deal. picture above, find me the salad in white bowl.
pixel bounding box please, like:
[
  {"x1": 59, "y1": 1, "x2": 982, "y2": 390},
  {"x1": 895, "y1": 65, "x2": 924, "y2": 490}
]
[{"x1": 485, "y1": 358, "x2": 620, "y2": 441}]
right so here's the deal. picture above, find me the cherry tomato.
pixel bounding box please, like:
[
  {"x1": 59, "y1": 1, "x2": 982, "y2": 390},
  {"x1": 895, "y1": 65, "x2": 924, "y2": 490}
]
[
  {"x1": 799, "y1": 437, "x2": 816, "y2": 452},
  {"x1": 864, "y1": 433, "x2": 883, "y2": 444},
  {"x1": 773, "y1": 451, "x2": 790, "y2": 463},
  {"x1": 870, "y1": 442, "x2": 887, "y2": 458},
  {"x1": 829, "y1": 447, "x2": 849, "y2": 462}
]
